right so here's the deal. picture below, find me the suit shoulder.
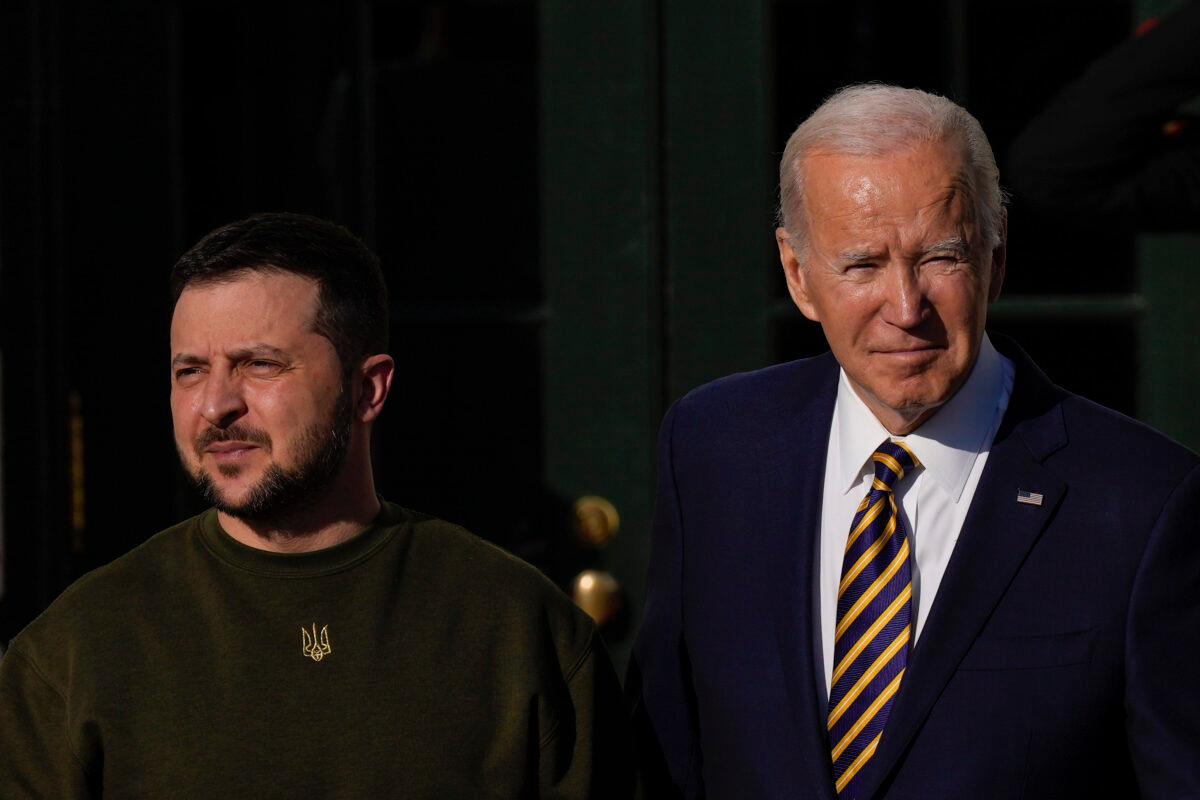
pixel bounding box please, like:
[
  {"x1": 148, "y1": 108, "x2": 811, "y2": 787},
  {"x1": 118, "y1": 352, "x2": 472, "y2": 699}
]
[
  {"x1": 671, "y1": 353, "x2": 837, "y2": 429},
  {"x1": 1054, "y1": 394, "x2": 1199, "y2": 490},
  {"x1": 677, "y1": 354, "x2": 835, "y2": 409}
]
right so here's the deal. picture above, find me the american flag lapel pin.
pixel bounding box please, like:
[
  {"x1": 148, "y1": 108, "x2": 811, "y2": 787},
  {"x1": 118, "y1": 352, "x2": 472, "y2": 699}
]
[{"x1": 1016, "y1": 489, "x2": 1044, "y2": 506}]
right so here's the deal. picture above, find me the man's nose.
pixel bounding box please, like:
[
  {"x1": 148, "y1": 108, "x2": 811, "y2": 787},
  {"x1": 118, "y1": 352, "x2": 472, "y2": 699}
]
[
  {"x1": 881, "y1": 265, "x2": 927, "y2": 329},
  {"x1": 199, "y1": 371, "x2": 247, "y2": 428}
]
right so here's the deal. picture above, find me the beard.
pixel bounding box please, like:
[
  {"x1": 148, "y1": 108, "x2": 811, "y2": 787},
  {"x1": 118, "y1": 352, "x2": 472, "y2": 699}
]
[{"x1": 182, "y1": 387, "x2": 354, "y2": 528}]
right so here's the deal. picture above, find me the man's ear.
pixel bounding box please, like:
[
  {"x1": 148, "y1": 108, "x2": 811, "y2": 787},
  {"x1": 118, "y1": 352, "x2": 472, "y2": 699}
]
[
  {"x1": 987, "y1": 210, "x2": 1007, "y2": 303},
  {"x1": 776, "y1": 227, "x2": 820, "y2": 322},
  {"x1": 355, "y1": 354, "x2": 395, "y2": 423}
]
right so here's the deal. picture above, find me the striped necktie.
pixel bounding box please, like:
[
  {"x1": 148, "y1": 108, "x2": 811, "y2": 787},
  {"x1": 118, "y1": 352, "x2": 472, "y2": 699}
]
[{"x1": 828, "y1": 438, "x2": 920, "y2": 796}]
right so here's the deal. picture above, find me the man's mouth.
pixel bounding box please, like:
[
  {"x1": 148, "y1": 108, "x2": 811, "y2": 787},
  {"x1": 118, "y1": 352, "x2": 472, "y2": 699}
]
[
  {"x1": 204, "y1": 441, "x2": 260, "y2": 457},
  {"x1": 194, "y1": 426, "x2": 272, "y2": 461},
  {"x1": 873, "y1": 344, "x2": 945, "y2": 361}
]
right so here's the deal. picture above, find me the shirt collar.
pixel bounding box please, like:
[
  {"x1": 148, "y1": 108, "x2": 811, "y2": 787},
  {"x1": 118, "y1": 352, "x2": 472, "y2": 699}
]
[{"x1": 831, "y1": 333, "x2": 1011, "y2": 502}]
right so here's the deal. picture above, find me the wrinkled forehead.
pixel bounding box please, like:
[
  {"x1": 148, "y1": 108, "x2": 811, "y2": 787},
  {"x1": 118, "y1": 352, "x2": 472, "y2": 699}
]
[
  {"x1": 170, "y1": 270, "x2": 323, "y2": 347},
  {"x1": 802, "y1": 141, "x2": 976, "y2": 235}
]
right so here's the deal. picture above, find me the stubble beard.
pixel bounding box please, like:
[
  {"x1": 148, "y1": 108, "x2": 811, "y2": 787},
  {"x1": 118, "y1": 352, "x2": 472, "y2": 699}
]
[{"x1": 182, "y1": 388, "x2": 354, "y2": 529}]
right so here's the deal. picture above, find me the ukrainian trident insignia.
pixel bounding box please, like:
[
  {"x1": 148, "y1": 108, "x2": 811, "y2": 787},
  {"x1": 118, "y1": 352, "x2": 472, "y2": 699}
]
[{"x1": 301, "y1": 624, "x2": 332, "y2": 662}]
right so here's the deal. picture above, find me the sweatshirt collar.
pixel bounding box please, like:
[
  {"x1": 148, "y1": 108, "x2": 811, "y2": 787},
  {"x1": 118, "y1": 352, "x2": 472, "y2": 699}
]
[{"x1": 197, "y1": 500, "x2": 407, "y2": 577}]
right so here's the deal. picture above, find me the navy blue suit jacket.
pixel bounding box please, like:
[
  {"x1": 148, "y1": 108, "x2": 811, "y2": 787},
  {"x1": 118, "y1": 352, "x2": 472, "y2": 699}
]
[{"x1": 629, "y1": 338, "x2": 1200, "y2": 799}]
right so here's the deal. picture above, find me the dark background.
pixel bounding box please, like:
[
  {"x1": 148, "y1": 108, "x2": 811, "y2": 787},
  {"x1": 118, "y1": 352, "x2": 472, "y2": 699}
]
[{"x1": 2, "y1": 0, "x2": 1197, "y2": 668}]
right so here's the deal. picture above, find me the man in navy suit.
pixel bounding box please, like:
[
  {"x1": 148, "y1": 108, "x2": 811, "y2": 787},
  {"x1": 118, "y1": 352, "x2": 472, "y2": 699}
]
[{"x1": 629, "y1": 84, "x2": 1200, "y2": 798}]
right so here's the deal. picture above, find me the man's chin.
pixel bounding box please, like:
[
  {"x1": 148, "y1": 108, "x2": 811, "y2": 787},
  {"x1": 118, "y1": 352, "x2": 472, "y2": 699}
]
[
  {"x1": 209, "y1": 491, "x2": 258, "y2": 516},
  {"x1": 215, "y1": 463, "x2": 246, "y2": 479},
  {"x1": 879, "y1": 390, "x2": 947, "y2": 419},
  {"x1": 196, "y1": 467, "x2": 253, "y2": 497},
  {"x1": 190, "y1": 470, "x2": 268, "y2": 519},
  {"x1": 871, "y1": 365, "x2": 958, "y2": 404}
]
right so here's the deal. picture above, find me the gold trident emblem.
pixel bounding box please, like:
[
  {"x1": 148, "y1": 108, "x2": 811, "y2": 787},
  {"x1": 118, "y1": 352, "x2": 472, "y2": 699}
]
[{"x1": 301, "y1": 624, "x2": 332, "y2": 662}]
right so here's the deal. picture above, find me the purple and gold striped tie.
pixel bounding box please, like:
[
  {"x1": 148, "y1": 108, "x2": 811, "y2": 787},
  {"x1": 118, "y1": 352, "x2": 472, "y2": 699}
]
[{"x1": 828, "y1": 439, "x2": 920, "y2": 796}]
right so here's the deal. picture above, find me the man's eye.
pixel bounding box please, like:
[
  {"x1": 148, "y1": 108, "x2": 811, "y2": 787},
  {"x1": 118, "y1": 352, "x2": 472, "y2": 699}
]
[
  {"x1": 246, "y1": 360, "x2": 283, "y2": 373},
  {"x1": 174, "y1": 367, "x2": 202, "y2": 381}
]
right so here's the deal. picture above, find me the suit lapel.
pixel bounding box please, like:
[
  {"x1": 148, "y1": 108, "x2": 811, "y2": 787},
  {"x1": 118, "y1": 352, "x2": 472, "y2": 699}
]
[
  {"x1": 853, "y1": 342, "x2": 1070, "y2": 799},
  {"x1": 759, "y1": 355, "x2": 840, "y2": 800}
]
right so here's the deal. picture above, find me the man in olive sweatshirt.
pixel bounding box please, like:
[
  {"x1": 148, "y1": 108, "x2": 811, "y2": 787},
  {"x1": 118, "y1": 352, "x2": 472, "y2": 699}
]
[{"x1": 0, "y1": 213, "x2": 634, "y2": 799}]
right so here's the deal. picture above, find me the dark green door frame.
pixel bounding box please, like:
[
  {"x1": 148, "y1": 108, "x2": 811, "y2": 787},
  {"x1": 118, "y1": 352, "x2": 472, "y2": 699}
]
[
  {"x1": 661, "y1": 0, "x2": 772, "y2": 400},
  {"x1": 541, "y1": 1, "x2": 771, "y2": 668},
  {"x1": 541, "y1": 2, "x2": 664, "y2": 669}
]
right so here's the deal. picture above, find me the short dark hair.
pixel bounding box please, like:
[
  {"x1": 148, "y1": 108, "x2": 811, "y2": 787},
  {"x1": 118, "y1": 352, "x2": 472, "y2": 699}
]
[{"x1": 170, "y1": 213, "x2": 389, "y2": 372}]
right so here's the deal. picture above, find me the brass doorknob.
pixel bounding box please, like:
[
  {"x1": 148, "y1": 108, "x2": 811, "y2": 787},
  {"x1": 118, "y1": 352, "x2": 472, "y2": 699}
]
[
  {"x1": 572, "y1": 570, "x2": 622, "y2": 626},
  {"x1": 573, "y1": 495, "x2": 619, "y2": 548}
]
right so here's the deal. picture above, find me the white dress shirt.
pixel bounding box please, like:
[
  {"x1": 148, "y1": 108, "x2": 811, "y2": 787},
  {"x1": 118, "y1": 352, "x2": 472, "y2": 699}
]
[{"x1": 815, "y1": 334, "x2": 1014, "y2": 702}]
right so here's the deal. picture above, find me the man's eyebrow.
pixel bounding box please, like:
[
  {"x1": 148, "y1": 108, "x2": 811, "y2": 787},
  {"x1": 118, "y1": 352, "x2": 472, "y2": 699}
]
[
  {"x1": 227, "y1": 345, "x2": 291, "y2": 361},
  {"x1": 172, "y1": 353, "x2": 205, "y2": 369},
  {"x1": 170, "y1": 345, "x2": 291, "y2": 369},
  {"x1": 836, "y1": 247, "x2": 883, "y2": 264},
  {"x1": 921, "y1": 236, "x2": 970, "y2": 255}
]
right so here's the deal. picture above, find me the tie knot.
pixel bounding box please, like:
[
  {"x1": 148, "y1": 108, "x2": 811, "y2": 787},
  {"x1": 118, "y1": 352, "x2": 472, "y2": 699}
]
[{"x1": 871, "y1": 439, "x2": 921, "y2": 490}]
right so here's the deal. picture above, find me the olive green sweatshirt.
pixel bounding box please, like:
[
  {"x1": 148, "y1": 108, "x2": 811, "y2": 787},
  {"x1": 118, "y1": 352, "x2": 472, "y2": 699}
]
[{"x1": 0, "y1": 502, "x2": 635, "y2": 798}]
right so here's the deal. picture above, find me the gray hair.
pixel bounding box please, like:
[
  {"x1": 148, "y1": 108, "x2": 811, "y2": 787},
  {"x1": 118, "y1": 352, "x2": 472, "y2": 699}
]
[{"x1": 778, "y1": 84, "x2": 1005, "y2": 260}]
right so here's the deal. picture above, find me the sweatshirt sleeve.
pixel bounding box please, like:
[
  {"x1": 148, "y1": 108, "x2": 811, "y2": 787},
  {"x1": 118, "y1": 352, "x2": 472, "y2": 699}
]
[
  {"x1": 0, "y1": 646, "x2": 94, "y2": 799},
  {"x1": 537, "y1": 629, "x2": 639, "y2": 799}
]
